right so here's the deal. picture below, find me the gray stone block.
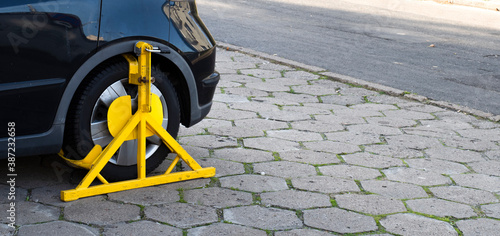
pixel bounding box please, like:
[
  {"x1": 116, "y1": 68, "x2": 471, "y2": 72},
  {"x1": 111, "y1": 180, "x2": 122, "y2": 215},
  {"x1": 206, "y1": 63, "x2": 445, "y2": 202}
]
[
  {"x1": 405, "y1": 158, "x2": 469, "y2": 175},
  {"x1": 275, "y1": 228, "x2": 334, "y2": 236},
  {"x1": 425, "y1": 147, "x2": 485, "y2": 163},
  {"x1": 234, "y1": 118, "x2": 289, "y2": 130},
  {"x1": 380, "y1": 213, "x2": 457, "y2": 236},
  {"x1": 291, "y1": 120, "x2": 344, "y2": 133},
  {"x1": 64, "y1": 196, "x2": 140, "y2": 225},
  {"x1": 17, "y1": 221, "x2": 98, "y2": 236},
  {"x1": 341, "y1": 152, "x2": 404, "y2": 168},
  {"x1": 104, "y1": 221, "x2": 182, "y2": 236},
  {"x1": 279, "y1": 150, "x2": 341, "y2": 165},
  {"x1": 481, "y1": 203, "x2": 500, "y2": 218},
  {"x1": 383, "y1": 167, "x2": 452, "y2": 186},
  {"x1": 224, "y1": 205, "x2": 303, "y2": 230},
  {"x1": 319, "y1": 165, "x2": 382, "y2": 180},
  {"x1": 213, "y1": 148, "x2": 275, "y2": 163},
  {"x1": 188, "y1": 223, "x2": 267, "y2": 236},
  {"x1": 184, "y1": 187, "x2": 252, "y2": 208},
  {"x1": 253, "y1": 161, "x2": 317, "y2": 178},
  {"x1": 335, "y1": 194, "x2": 406, "y2": 215},
  {"x1": 195, "y1": 158, "x2": 245, "y2": 177},
  {"x1": 244, "y1": 137, "x2": 300, "y2": 152},
  {"x1": 364, "y1": 144, "x2": 424, "y2": 158},
  {"x1": 456, "y1": 218, "x2": 500, "y2": 236},
  {"x1": 302, "y1": 141, "x2": 361, "y2": 154},
  {"x1": 468, "y1": 161, "x2": 500, "y2": 176},
  {"x1": 145, "y1": 203, "x2": 218, "y2": 228},
  {"x1": 267, "y1": 130, "x2": 323, "y2": 142},
  {"x1": 325, "y1": 132, "x2": 382, "y2": 145},
  {"x1": 1, "y1": 201, "x2": 59, "y2": 225},
  {"x1": 366, "y1": 116, "x2": 418, "y2": 128},
  {"x1": 107, "y1": 186, "x2": 179, "y2": 206},
  {"x1": 303, "y1": 207, "x2": 377, "y2": 233},
  {"x1": 292, "y1": 176, "x2": 360, "y2": 194},
  {"x1": 450, "y1": 174, "x2": 500, "y2": 192},
  {"x1": 406, "y1": 198, "x2": 477, "y2": 218},
  {"x1": 179, "y1": 135, "x2": 239, "y2": 149},
  {"x1": 261, "y1": 190, "x2": 332, "y2": 209},
  {"x1": 429, "y1": 186, "x2": 499, "y2": 205},
  {"x1": 219, "y1": 175, "x2": 288, "y2": 192},
  {"x1": 385, "y1": 135, "x2": 442, "y2": 150},
  {"x1": 360, "y1": 180, "x2": 428, "y2": 199}
]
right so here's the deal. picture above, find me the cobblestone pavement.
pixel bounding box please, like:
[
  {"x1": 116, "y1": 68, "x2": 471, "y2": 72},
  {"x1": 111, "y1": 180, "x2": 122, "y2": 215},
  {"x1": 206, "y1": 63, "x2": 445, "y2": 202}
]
[{"x1": 2, "y1": 48, "x2": 500, "y2": 236}]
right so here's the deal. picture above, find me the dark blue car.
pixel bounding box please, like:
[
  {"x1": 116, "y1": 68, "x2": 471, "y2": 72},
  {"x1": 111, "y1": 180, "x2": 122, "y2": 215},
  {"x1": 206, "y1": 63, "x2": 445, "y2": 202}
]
[{"x1": 0, "y1": 0, "x2": 219, "y2": 180}]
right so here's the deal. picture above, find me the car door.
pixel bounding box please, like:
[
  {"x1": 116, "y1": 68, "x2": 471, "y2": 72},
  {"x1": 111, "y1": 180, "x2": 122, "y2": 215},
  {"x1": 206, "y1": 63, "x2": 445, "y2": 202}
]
[{"x1": 0, "y1": 0, "x2": 100, "y2": 137}]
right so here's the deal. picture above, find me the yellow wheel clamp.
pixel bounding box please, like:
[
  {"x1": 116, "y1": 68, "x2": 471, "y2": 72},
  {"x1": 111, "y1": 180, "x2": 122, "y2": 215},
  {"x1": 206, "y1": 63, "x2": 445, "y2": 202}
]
[{"x1": 59, "y1": 41, "x2": 216, "y2": 201}]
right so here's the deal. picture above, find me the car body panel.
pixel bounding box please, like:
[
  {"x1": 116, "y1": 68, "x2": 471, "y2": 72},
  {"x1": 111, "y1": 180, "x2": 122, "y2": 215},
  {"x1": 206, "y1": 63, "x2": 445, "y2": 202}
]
[{"x1": 0, "y1": 0, "x2": 219, "y2": 158}]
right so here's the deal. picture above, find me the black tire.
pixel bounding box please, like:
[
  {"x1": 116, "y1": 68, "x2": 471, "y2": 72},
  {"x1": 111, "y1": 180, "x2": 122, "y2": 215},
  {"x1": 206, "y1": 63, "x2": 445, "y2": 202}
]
[{"x1": 64, "y1": 58, "x2": 180, "y2": 181}]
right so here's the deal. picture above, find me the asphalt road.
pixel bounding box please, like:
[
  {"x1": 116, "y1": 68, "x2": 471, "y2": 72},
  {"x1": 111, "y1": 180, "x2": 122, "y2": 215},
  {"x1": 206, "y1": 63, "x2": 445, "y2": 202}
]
[{"x1": 197, "y1": 0, "x2": 500, "y2": 115}]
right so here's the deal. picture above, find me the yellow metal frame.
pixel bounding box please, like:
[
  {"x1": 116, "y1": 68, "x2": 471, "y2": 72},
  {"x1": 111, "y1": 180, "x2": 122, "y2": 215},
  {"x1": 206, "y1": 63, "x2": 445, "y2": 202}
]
[{"x1": 60, "y1": 42, "x2": 215, "y2": 201}]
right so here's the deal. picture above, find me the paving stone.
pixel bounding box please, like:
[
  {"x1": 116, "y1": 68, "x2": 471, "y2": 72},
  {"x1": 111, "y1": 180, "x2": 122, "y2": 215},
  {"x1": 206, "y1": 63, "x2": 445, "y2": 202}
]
[
  {"x1": 234, "y1": 118, "x2": 289, "y2": 130},
  {"x1": 347, "y1": 124, "x2": 402, "y2": 136},
  {"x1": 259, "y1": 110, "x2": 312, "y2": 121},
  {"x1": 230, "y1": 101, "x2": 280, "y2": 113},
  {"x1": 292, "y1": 176, "x2": 360, "y2": 194},
  {"x1": 485, "y1": 149, "x2": 500, "y2": 160},
  {"x1": 254, "y1": 161, "x2": 317, "y2": 178},
  {"x1": 429, "y1": 186, "x2": 499, "y2": 205},
  {"x1": 184, "y1": 187, "x2": 252, "y2": 208},
  {"x1": 224, "y1": 205, "x2": 303, "y2": 230},
  {"x1": 208, "y1": 126, "x2": 264, "y2": 138},
  {"x1": 261, "y1": 190, "x2": 332, "y2": 209},
  {"x1": 224, "y1": 74, "x2": 265, "y2": 84},
  {"x1": 450, "y1": 174, "x2": 500, "y2": 192},
  {"x1": 293, "y1": 84, "x2": 339, "y2": 96},
  {"x1": 159, "y1": 178, "x2": 211, "y2": 191},
  {"x1": 319, "y1": 165, "x2": 382, "y2": 180},
  {"x1": 191, "y1": 118, "x2": 233, "y2": 130},
  {"x1": 0, "y1": 224, "x2": 15, "y2": 236},
  {"x1": 364, "y1": 144, "x2": 424, "y2": 158},
  {"x1": 188, "y1": 223, "x2": 267, "y2": 236},
  {"x1": 332, "y1": 108, "x2": 384, "y2": 118},
  {"x1": 361, "y1": 180, "x2": 429, "y2": 199},
  {"x1": 398, "y1": 103, "x2": 446, "y2": 113},
  {"x1": 246, "y1": 82, "x2": 291, "y2": 92},
  {"x1": 322, "y1": 94, "x2": 366, "y2": 106},
  {"x1": 325, "y1": 132, "x2": 382, "y2": 145},
  {"x1": 380, "y1": 213, "x2": 457, "y2": 236},
  {"x1": 64, "y1": 196, "x2": 140, "y2": 225},
  {"x1": 456, "y1": 218, "x2": 500, "y2": 236},
  {"x1": 216, "y1": 61, "x2": 257, "y2": 70},
  {"x1": 145, "y1": 203, "x2": 217, "y2": 228},
  {"x1": 341, "y1": 152, "x2": 404, "y2": 168},
  {"x1": 481, "y1": 203, "x2": 500, "y2": 218},
  {"x1": 385, "y1": 135, "x2": 442, "y2": 150},
  {"x1": 217, "y1": 79, "x2": 243, "y2": 88},
  {"x1": 366, "y1": 116, "x2": 418, "y2": 128},
  {"x1": 0, "y1": 184, "x2": 28, "y2": 204},
  {"x1": 213, "y1": 148, "x2": 275, "y2": 163},
  {"x1": 383, "y1": 167, "x2": 452, "y2": 186},
  {"x1": 219, "y1": 175, "x2": 288, "y2": 192},
  {"x1": 420, "y1": 119, "x2": 474, "y2": 130},
  {"x1": 406, "y1": 198, "x2": 477, "y2": 218},
  {"x1": 17, "y1": 221, "x2": 98, "y2": 236},
  {"x1": 403, "y1": 127, "x2": 458, "y2": 138},
  {"x1": 350, "y1": 103, "x2": 398, "y2": 111},
  {"x1": 468, "y1": 161, "x2": 500, "y2": 176},
  {"x1": 180, "y1": 135, "x2": 239, "y2": 149},
  {"x1": 303, "y1": 207, "x2": 377, "y2": 233},
  {"x1": 272, "y1": 92, "x2": 319, "y2": 104},
  {"x1": 291, "y1": 120, "x2": 344, "y2": 133},
  {"x1": 425, "y1": 147, "x2": 485, "y2": 163},
  {"x1": 207, "y1": 108, "x2": 257, "y2": 120},
  {"x1": 275, "y1": 228, "x2": 334, "y2": 236},
  {"x1": 335, "y1": 194, "x2": 407, "y2": 215},
  {"x1": 244, "y1": 137, "x2": 300, "y2": 152},
  {"x1": 457, "y1": 128, "x2": 500, "y2": 141},
  {"x1": 440, "y1": 136, "x2": 498, "y2": 152},
  {"x1": 280, "y1": 150, "x2": 341, "y2": 165},
  {"x1": 224, "y1": 87, "x2": 269, "y2": 97},
  {"x1": 302, "y1": 141, "x2": 361, "y2": 154},
  {"x1": 316, "y1": 114, "x2": 367, "y2": 125},
  {"x1": 108, "y1": 186, "x2": 179, "y2": 206},
  {"x1": 405, "y1": 158, "x2": 469, "y2": 175},
  {"x1": 240, "y1": 68, "x2": 282, "y2": 79},
  {"x1": 195, "y1": 158, "x2": 245, "y2": 177},
  {"x1": 104, "y1": 221, "x2": 182, "y2": 236},
  {"x1": 383, "y1": 110, "x2": 436, "y2": 120},
  {"x1": 338, "y1": 87, "x2": 379, "y2": 96},
  {"x1": 259, "y1": 61, "x2": 293, "y2": 71},
  {"x1": 267, "y1": 130, "x2": 323, "y2": 142},
  {"x1": 285, "y1": 70, "x2": 320, "y2": 80},
  {"x1": 213, "y1": 93, "x2": 249, "y2": 103},
  {"x1": 282, "y1": 105, "x2": 333, "y2": 115},
  {"x1": 0, "y1": 201, "x2": 59, "y2": 225}
]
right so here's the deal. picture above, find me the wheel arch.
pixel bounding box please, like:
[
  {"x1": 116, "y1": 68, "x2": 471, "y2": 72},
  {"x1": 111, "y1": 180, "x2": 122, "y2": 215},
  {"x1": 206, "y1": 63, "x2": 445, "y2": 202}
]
[{"x1": 56, "y1": 39, "x2": 199, "y2": 130}]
